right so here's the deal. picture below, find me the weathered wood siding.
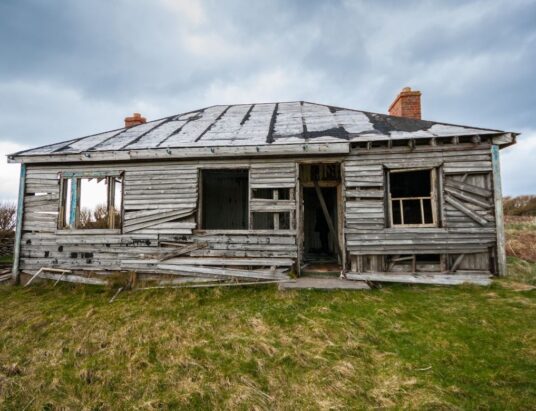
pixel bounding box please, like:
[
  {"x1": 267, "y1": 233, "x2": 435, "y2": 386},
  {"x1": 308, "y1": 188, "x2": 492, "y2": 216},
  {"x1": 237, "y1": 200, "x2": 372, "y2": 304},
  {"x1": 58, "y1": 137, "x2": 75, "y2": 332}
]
[
  {"x1": 19, "y1": 159, "x2": 298, "y2": 276},
  {"x1": 19, "y1": 142, "x2": 501, "y2": 278},
  {"x1": 344, "y1": 144, "x2": 497, "y2": 273}
]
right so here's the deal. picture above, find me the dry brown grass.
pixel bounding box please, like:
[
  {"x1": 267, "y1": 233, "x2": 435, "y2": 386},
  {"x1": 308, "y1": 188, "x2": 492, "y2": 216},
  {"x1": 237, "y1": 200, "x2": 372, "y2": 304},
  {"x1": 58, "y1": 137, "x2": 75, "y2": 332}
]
[{"x1": 506, "y1": 217, "x2": 536, "y2": 262}]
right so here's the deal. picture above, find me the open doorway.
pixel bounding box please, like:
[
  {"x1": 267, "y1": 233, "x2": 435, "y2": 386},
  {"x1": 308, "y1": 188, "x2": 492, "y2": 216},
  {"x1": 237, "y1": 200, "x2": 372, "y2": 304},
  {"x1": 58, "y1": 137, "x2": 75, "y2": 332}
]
[
  {"x1": 303, "y1": 186, "x2": 338, "y2": 261},
  {"x1": 299, "y1": 163, "x2": 343, "y2": 274}
]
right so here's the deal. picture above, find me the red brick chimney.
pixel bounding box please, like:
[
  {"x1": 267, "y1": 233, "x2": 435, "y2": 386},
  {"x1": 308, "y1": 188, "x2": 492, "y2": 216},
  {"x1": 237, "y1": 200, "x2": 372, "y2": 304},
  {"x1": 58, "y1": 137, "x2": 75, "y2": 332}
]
[
  {"x1": 124, "y1": 112, "x2": 146, "y2": 128},
  {"x1": 388, "y1": 87, "x2": 422, "y2": 120}
]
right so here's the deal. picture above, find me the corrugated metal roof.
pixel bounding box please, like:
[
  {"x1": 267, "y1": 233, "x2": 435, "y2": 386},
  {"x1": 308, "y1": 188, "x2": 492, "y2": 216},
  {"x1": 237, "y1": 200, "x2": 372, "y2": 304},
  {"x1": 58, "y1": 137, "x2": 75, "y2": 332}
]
[{"x1": 12, "y1": 101, "x2": 507, "y2": 157}]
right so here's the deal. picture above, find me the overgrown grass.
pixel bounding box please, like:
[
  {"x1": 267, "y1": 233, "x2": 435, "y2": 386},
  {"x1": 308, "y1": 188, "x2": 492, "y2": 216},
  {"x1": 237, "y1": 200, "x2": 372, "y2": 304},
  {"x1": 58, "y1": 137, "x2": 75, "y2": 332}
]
[
  {"x1": 0, "y1": 255, "x2": 12, "y2": 264},
  {"x1": 1, "y1": 261, "x2": 535, "y2": 410},
  {"x1": 506, "y1": 218, "x2": 536, "y2": 262}
]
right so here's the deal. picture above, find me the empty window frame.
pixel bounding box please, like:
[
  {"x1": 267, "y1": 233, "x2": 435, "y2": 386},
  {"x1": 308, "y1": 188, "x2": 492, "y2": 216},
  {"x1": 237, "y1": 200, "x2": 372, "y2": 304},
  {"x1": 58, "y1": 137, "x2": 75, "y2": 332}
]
[
  {"x1": 252, "y1": 212, "x2": 291, "y2": 230},
  {"x1": 59, "y1": 174, "x2": 123, "y2": 230},
  {"x1": 251, "y1": 188, "x2": 290, "y2": 200},
  {"x1": 200, "y1": 169, "x2": 249, "y2": 230},
  {"x1": 387, "y1": 168, "x2": 438, "y2": 227},
  {"x1": 250, "y1": 187, "x2": 294, "y2": 230}
]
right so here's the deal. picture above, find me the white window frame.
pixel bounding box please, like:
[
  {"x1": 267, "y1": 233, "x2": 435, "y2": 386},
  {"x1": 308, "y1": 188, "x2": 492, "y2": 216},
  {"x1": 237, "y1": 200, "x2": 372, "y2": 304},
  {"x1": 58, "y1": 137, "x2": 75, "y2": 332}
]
[{"x1": 387, "y1": 167, "x2": 439, "y2": 228}]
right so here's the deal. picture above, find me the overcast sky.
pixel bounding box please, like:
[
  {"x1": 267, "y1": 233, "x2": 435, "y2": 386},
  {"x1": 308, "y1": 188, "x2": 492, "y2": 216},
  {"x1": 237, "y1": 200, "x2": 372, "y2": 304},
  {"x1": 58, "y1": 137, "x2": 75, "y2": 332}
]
[{"x1": 1, "y1": 0, "x2": 535, "y2": 201}]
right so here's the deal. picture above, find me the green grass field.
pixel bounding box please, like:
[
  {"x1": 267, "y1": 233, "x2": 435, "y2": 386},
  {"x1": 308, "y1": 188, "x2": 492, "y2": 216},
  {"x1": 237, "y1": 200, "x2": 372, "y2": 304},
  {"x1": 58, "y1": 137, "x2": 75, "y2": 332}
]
[
  {"x1": 0, "y1": 255, "x2": 12, "y2": 264},
  {"x1": 1, "y1": 259, "x2": 535, "y2": 410}
]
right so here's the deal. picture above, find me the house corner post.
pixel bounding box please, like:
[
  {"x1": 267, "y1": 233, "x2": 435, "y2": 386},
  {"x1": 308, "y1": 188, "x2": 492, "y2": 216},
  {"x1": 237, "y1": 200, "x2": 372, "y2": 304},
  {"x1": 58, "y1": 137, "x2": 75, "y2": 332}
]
[
  {"x1": 491, "y1": 145, "x2": 506, "y2": 276},
  {"x1": 12, "y1": 163, "x2": 26, "y2": 284}
]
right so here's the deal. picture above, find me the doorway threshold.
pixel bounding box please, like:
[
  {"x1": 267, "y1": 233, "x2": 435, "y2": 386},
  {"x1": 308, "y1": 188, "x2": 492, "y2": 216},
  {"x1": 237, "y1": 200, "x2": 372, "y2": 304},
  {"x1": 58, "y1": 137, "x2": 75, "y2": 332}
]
[{"x1": 301, "y1": 261, "x2": 342, "y2": 278}]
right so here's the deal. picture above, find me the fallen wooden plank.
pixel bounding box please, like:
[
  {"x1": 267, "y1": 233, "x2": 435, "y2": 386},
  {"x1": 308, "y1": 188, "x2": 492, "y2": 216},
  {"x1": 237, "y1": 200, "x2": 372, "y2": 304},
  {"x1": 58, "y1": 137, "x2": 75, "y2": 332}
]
[
  {"x1": 156, "y1": 277, "x2": 224, "y2": 286},
  {"x1": 138, "y1": 279, "x2": 294, "y2": 290},
  {"x1": 25, "y1": 267, "x2": 72, "y2": 287},
  {"x1": 346, "y1": 272, "x2": 492, "y2": 286},
  {"x1": 156, "y1": 264, "x2": 290, "y2": 280},
  {"x1": 30, "y1": 272, "x2": 107, "y2": 286},
  {"x1": 0, "y1": 273, "x2": 12, "y2": 283}
]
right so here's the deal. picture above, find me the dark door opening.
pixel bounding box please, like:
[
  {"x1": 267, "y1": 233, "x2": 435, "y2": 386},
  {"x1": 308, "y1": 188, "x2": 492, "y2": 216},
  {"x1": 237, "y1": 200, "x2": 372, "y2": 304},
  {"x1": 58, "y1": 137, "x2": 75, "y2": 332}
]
[{"x1": 303, "y1": 186, "x2": 338, "y2": 262}]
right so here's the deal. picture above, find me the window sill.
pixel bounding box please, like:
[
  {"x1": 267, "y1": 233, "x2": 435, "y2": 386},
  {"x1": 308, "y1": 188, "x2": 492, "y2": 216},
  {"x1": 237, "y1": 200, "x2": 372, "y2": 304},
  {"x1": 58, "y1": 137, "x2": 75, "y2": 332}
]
[
  {"x1": 56, "y1": 229, "x2": 122, "y2": 235},
  {"x1": 384, "y1": 226, "x2": 446, "y2": 232}
]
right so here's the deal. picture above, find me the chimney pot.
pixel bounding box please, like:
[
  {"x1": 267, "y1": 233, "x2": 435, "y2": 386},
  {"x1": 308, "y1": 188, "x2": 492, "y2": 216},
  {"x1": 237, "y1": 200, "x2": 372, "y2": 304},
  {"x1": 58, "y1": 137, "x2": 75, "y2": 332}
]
[
  {"x1": 388, "y1": 87, "x2": 422, "y2": 120},
  {"x1": 124, "y1": 112, "x2": 147, "y2": 128}
]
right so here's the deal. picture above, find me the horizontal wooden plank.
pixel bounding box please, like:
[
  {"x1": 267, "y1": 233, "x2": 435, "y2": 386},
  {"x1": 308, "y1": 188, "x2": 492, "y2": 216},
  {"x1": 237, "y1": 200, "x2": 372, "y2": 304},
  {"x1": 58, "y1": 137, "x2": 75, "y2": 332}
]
[
  {"x1": 123, "y1": 257, "x2": 294, "y2": 267},
  {"x1": 156, "y1": 264, "x2": 290, "y2": 280},
  {"x1": 346, "y1": 272, "x2": 492, "y2": 285}
]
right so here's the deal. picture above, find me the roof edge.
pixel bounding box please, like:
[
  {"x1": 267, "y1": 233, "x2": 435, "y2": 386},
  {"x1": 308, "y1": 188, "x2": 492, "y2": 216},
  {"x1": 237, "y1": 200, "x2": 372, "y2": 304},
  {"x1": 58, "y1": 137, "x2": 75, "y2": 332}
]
[
  {"x1": 7, "y1": 133, "x2": 518, "y2": 165},
  {"x1": 7, "y1": 142, "x2": 351, "y2": 164}
]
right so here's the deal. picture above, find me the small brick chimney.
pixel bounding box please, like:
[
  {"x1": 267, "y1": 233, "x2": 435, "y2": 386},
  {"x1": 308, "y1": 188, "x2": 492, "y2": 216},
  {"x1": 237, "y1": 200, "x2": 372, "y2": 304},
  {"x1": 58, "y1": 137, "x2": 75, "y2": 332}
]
[
  {"x1": 388, "y1": 87, "x2": 421, "y2": 120},
  {"x1": 124, "y1": 112, "x2": 146, "y2": 128}
]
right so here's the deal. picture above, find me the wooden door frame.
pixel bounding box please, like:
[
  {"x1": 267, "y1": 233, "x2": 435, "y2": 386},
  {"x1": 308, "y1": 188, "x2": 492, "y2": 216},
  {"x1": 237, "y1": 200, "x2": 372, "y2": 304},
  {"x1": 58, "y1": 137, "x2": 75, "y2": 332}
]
[{"x1": 296, "y1": 161, "x2": 345, "y2": 276}]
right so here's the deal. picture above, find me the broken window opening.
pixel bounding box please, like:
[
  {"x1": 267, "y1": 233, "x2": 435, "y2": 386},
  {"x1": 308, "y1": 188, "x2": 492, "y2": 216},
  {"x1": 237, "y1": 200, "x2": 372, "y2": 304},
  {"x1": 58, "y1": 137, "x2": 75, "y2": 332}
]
[
  {"x1": 59, "y1": 174, "x2": 123, "y2": 230},
  {"x1": 252, "y1": 212, "x2": 291, "y2": 230},
  {"x1": 252, "y1": 188, "x2": 291, "y2": 200},
  {"x1": 301, "y1": 164, "x2": 341, "y2": 185},
  {"x1": 384, "y1": 254, "x2": 443, "y2": 273},
  {"x1": 200, "y1": 169, "x2": 249, "y2": 230},
  {"x1": 250, "y1": 188, "x2": 293, "y2": 230},
  {"x1": 415, "y1": 254, "x2": 441, "y2": 263},
  {"x1": 388, "y1": 169, "x2": 437, "y2": 227}
]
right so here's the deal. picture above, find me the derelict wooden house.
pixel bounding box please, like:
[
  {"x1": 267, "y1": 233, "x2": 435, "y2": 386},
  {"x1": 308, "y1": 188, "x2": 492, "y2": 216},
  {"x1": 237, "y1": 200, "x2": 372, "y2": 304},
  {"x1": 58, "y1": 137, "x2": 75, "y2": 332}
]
[{"x1": 8, "y1": 88, "x2": 517, "y2": 286}]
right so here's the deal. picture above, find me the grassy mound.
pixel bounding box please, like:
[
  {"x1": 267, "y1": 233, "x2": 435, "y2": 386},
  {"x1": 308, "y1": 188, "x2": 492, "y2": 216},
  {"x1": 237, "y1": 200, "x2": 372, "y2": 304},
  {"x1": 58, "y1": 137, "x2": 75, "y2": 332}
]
[{"x1": 1, "y1": 262, "x2": 535, "y2": 409}]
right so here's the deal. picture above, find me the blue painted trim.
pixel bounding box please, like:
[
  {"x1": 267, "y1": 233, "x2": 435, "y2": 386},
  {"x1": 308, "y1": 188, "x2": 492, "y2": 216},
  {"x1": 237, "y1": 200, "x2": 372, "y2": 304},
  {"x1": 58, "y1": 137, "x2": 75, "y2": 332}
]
[
  {"x1": 12, "y1": 164, "x2": 26, "y2": 282},
  {"x1": 491, "y1": 144, "x2": 500, "y2": 165},
  {"x1": 69, "y1": 178, "x2": 77, "y2": 227}
]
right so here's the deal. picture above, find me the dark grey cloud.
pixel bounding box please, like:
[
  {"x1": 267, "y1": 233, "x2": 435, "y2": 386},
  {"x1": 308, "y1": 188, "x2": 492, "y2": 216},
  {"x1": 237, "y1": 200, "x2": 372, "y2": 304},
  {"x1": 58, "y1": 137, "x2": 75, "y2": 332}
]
[{"x1": 0, "y1": 0, "x2": 535, "y2": 197}]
